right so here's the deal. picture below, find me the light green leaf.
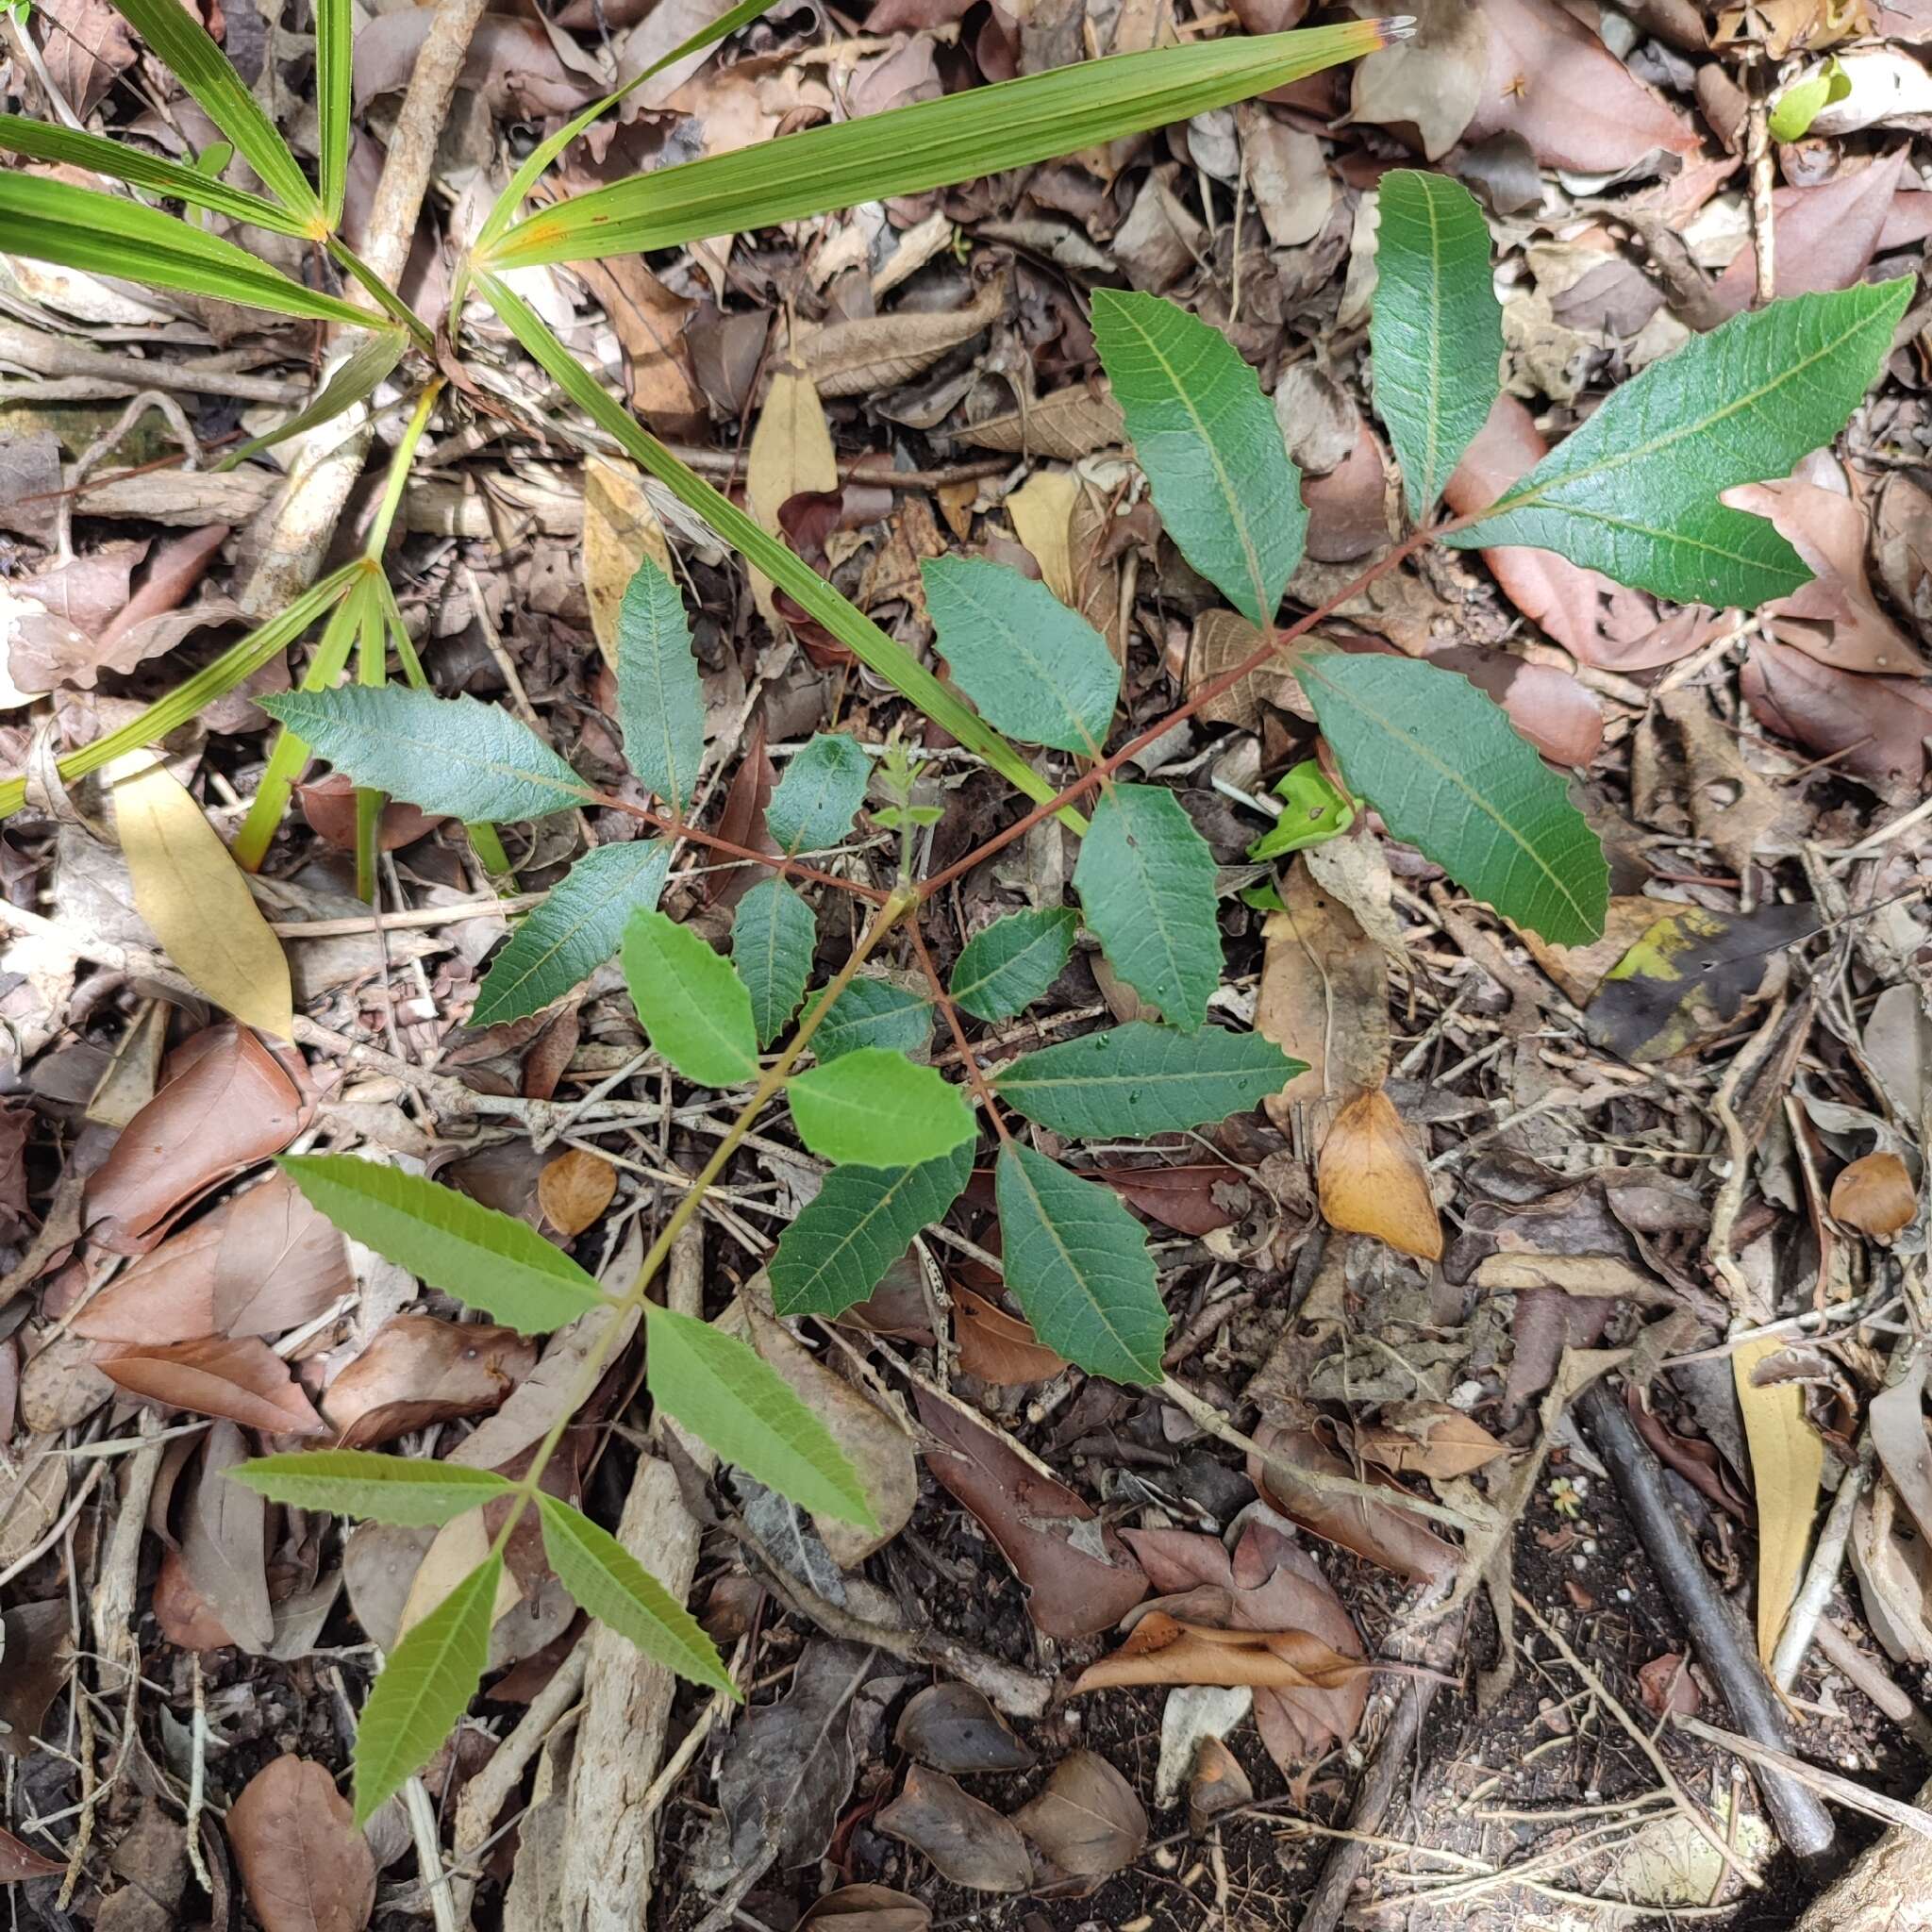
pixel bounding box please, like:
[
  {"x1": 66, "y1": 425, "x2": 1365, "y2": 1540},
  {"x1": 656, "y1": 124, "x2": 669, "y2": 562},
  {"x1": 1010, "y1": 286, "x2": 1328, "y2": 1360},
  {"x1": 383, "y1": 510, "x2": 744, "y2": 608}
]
[
  {"x1": 921, "y1": 557, "x2": 1120, "y2": 754},
  {"x1": 622, "y1": 908, "x2": 759, "y2": 1086},
  {"x1": 353, "y1": 1553, "x2": 498, "y2": 1826},
  {"x1": 1073, "y1": 785, "x2": 1221, "y2": 1033},
  {"x1": 1769, "y1": 58, "x2": 1850, "y2": 142},
  {"x1": 316, "y1": 0, "x2": 352, "y2": 228},
  {"x1": 535, "y1": 1492, "x2": 738, "y2": 1695},
  {"x1": 258, "y1": 687, "x2": 592, "y2": 823},
  {"x1": 995, "y1": 1143, "x2": 1166, "y2": 1384},
  {"x1": 949, "y1": 907, "x2": 1077, "y2": 1023},
  {"x1": 1247, "y1": 759, "x2": 1355, "y2": 861},
  {"x1": 1297, "y1": 653, "x2": 1607, "y2": 944},
  {"x1": 1371, "y1": 169, "x2": 1502, "y2": 518},
  {"x1": 732, "y1": 877, "x2": 817, "y2": 1048},
  {"x1": 766, "y1": 734, "x2": 870, "y2": 855},
  {"x1": 643, "y1": 1304, "x2": 876, "y2": 1527},
  {"x1": 771, "y1": 1142, "x2": 971, "y2": 1318},
  {"x1": 278, "y1": 1154, "x2": 604, "y2": 1332},
  {"x1": 813, "y1": 976, "x2": 932, "y2": 1062},
  {"x1": 1449, "y1": 279, "x2": 1914, "y2": 606},
  {"x1": 218, "y1": 332, "x2": 407, "y2": 472},
  {"x1": 993, "y1": 1022, "x2": 1300, "y2": 1139},
  {"x1": 788, "y1": 1048, "x2": 975, "y2": 1167},
  {"x1": 1091, "y1": 289, "x2": 1303, "y2": 625},
  {"x1": 486, "y1": 22, "x2": 1398, "y2": 269},
  {"x1": 615, "y1": 557, "x2": 705, "y2": 813},
  {"x1": 229, "y1": 1452, "x2": 514, "y2": 1525},
  {"x1": 473, "y1": 840, "x2": 672, "y2": 1028}
]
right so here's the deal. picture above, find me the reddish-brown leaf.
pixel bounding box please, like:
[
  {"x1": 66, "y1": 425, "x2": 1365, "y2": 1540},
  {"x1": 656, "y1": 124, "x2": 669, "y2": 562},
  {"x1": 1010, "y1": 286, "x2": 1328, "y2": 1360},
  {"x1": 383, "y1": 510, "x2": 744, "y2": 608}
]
[
  {"x1": 0, "y1": 1825, "x2": 62, "y2": 1883},
  {"x1": 227, "y1": 1755, "x2": 375, "y2": 1932},
  {"x1": 1092, "y1": 1163, "x2": 1241, "y2": 1236},
  {"x1": 323, "y1": 1315, "x2": 538, "y2": 1448},
  {"x1": 1248, "y1": 1422, "x2": 1457, "y2": 1586},
  {"x1": 537, "y1": 1148, "x2": 617, "y2": 1237},
  {"x1": 98, "y1": 1335, "x2": 325, "y2": 1436},
  {"x1": 1830, "y1": 1151, "x2": 1917, "y2": 1237},
  {"x1": 953, "y1": 1287, "x2": 1067, "y2": 1386}
]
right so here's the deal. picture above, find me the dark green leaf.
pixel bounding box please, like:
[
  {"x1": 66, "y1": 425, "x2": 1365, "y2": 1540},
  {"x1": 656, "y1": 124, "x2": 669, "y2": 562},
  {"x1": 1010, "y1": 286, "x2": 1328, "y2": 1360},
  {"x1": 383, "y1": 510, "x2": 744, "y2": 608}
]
[
  {"x1": 622, "y1": 908, "x2": 760, "y2": 1086},
  {"x1": 229, "y1": 1453, "x2": 514, "y2": 1525},
  {"x1": 218, "y1": 332, "x2": 408, "y2": 472},
  {"x1": 766, "y1": 734, "x2": 870, "y2": 855},
  {"x1": 732, "y1": 876, "x2": 817, "y2": 1048},
  {"x1": 788, "y1": 1048, "x2": 975, "y2": 1167},
  {"x1": 949, "y1": 907, "x2": 1077, "y2": 1023},
  {"x1": 615, "y1": 557, "x2": 705, "y2": 813},
  {"x1": 813, "y1": 976, "x2": 933, "y2": 1062},
  {"x1": 315, "y1": 0, "x2": 352, "y2": 227}
]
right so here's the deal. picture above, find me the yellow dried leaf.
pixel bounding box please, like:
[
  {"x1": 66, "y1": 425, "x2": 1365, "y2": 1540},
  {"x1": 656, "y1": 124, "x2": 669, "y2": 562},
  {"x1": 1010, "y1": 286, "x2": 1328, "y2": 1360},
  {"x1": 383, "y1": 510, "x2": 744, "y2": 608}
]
[
  {"x1": 538, "y1": 1148, "x2": 618, "y2": 1237},
  {"x1": 1828, "y1": 1150, "x2": 1915, "y2": 1237},
  {"x1": 1733, "y1": 1335, "x2": 1823, "y2": 1664},
  {"x1": 583, "y1": 456, "x2": 672, "y2": 667},
  {"x1": 397, "y1": 1506, "x2": 521, "y2": 1641},
  {"x1": 1006, "y1": 468, "x2": 1079, "y2": 608},
  {"x1": 113, "y1": 758, "x2": 292, "y2": 1041},
  {"x1": 745, "y1": 369, "x2": 837, "y2": 623},
  {"x1": 1316, "y1": 1089, "x2": 1441, "y2": 1260}
]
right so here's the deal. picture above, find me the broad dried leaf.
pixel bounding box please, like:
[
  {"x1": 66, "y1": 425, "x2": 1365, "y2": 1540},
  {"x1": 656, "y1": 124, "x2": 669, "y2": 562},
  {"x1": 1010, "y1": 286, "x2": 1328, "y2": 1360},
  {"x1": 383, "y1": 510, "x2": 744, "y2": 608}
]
[
  {"x1": 877, "y1": 1766, "x2": 1032, "y2": 1893},
  {"x1": 227, "y1": 1755, "x2": 375, "y2": 1932},
  {"x1": 0, "y1": 1827, "x2": 63, "y2": 1882},
  {"x1": 1317, "y1": 1088, "x2": 1442, "y2": 1260},
  {"x1": 797, "y1": 1887, "x2": 930, "y2": 1932},
  {"x1": 583, "y1": 456, "x2": 672, "y2": 665},
  {"x1": 1735, "y1": 1335, "x2": 1824, "y2": 1663},
  {"x1": 321, "y1": 1317, "x2": 538, "y2": 1447},
  {"x1": 1071, "y1": 1611, "x2": 1371, "y2": 1694},
  {"x1": 958, "y1": 386, "x2": 1125, "y2": 459},
  {"x1": 99, "y1": 1335, "x2": 325, "y2": 1435},
  {"x1": 1357, "y1": 1403, "x2": 1507, "y2": 1479},
  {"x1": 181, "y1": 1421, "x2": 273, "y2": 1652},
  {"x1": 1249, "y1": 1421, "x2": 1457, "y2": 1585},
  {"x1": 1829, "y1": 1151, "x2": 1916, "y2": 1237},
  {"x1": 745, "y1": 370, "x2": 838, "y2": 622},
  {"x1": 538, "y1": 1149, "x2": 618, "y2": 1238},
  {"x1": 954, "y1": 1286, "x2": 1068, "y2": 1387},
  {"x1": 894, "y1": 1684, "x2": 1036, "y2": 1775},
  {"x1": 1011, "y1": 1750, "x2": 1146, "y2": 1883}
]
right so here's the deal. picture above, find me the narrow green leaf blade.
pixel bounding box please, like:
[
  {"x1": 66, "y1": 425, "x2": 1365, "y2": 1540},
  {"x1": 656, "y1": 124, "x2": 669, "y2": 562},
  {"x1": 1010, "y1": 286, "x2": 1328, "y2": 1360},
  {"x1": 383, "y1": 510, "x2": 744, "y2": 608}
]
[
  {"x1": 766, "y1": 735, "x2": 870, "y2": 855},
  {"x1": 1297, "y1": 653, "x2": 1608, "y2": 944},
  {"x1": 771, "y1": 1142, "x2": 971, "y2": 1318},
  {"x1": 732, "y1": 876, "x2": 817, "y2": 1048},
  {"x1": 814, "y1": 976, "x2": 932, "y2": 1062},
  {"x1": 229, "y1": 1452, "x2": 515, "y2": 1525},
  {"x1": 1091, "y1": 290, "x2": 1303, "y2": 625},
  {"x1": 218, "y1": 332, "x2": 406, "y2": 472},
  {"x1": 615, "y1": 557, "x2": 705, "y2": 812},
  {"x1": 278, "y1": 1154, "x2": 604, "y2": 1332},
  {"x1": 316, "y1": 0, "x2": 353, "y2": 227},
  {"x1": 1371, "y1": 169, "x2": 1503, "y2": 519},
  {"x1": 473, "y1": 840, "x2": 672, "y2": 1028},
  {"x1": 921, "y1": 557, "x2": 1120, "y2": 753},
  {"x1": 993, "y1": 1022, "x2": 1301, "y2": 1139},
  {"x1": 643, "y1": 1305, "x2": 876, "y2": 1527},
  {"x1": 258, "y1": 687, "x2": 591, "y2": 822},
  {"x1": 353, "y1": 1554, "x2": 498, "y2": 1826},
  {"x1": 535, "y1": 1492, "x2": 738, "y2": 1694},
  {"x1": 1449, "y1": 278, "x2": 1914, "y2": 606},
  {"x1": 996, "y1": 1143, "x2": 1166, "y2": 1384},
  {"x1": 788, "y1": 1048, "x2": 975, "y2": 1167},
  {"x1": 622, "y1": 908, "x2": 760, "y2": 1086},
  {"x1": 949, "y1": 907, "x2": 1077, "y2": 1023},
  {"x1": 1073, "y1": 785, "x2": 1221, "y2": 1032}
]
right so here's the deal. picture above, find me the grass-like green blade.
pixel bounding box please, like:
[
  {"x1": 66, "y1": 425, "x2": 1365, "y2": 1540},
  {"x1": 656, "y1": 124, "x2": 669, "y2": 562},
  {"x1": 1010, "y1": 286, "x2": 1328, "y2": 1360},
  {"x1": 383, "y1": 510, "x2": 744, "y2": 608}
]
[
  {"x1": 279, "y1": 1154, "x2": 605, "y2": 1332},
  {"x1": 766, "y1": 734, "x2": 870, "y2": 855},
  {"x1": 1371, "y1": 169, "x2": 1503, "y2": 518},
  {"x1": 230, "y1": 1452, "x2": 515, "y2": 1525},
  {"x1": 814, "y1": 977, "x2": 932, "y2": 1062},
  {"x1": 622, "y1": 908, "x2": 760, "y2": 1087},
  {"x1": 536, "y1": 1493, "x2": 738, "y2": 1695},
  {"x1": 1450, "y1": 279, "x2": 1915, "y2": 607},
  {"x1": 0, "y1": 175, "x2": 368, "y2": 326},
  {"x1": 316, "y1": 0, "x2": 353, "y2": 228},
  {"x1": 732, "y1": 877, "x2": 817, "y2": 1048},
  {"x1": 615, "y1": 557, "x2": 705, "y2": 813},
  {"x1": 788, "y1": 1048, "x2": 975, "y2": 1167},
  {"x1": 479, "y1": 271, "x2": 1086, "y2": 829},
  {"x1": 644, "y1": 1304, "x2": 877, "y2": 1527},
  {"x1": 950, "y1": 908, "x2": 1077, "y2": 1023},
  {"x1": 1297, "y1": 653, "x2": 1608, "y2": 944},
  {"x1": 487, "y1": 23, "x2": 1398, "y2": 269},
  {"x1": 218, "y1": 331, "x2": 407, "y2": 472},
  {"x1": 353, "y1": 1553, "x2": 498, "y2": 1825}
]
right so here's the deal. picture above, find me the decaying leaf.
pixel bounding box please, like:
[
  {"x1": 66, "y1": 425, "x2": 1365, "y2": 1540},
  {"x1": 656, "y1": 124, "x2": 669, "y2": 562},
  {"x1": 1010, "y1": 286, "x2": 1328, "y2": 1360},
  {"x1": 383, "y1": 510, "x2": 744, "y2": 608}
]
[
  {"x1": 1011, "y1": 1749, "x2": 1147, "y2": 1884},
  {"x1": 321, "y1": 1315, "x2": 538, "y2": 1448},
  {"x1": 1356, "y1": 1403, "x2": 1507, "y2": 1480},
  {"x1": 958, "y1": 386, "x2": 1126, "y2": 460},
  {"x1": 895, "y1": 1683, "x2": 1036, "y2": 1775},
  {"x1": 1734, "y1": 1335, "x2": 1824, "y2": 1664},
  {"x1": 582, "y1": 457, "x2": 672, "y2": 667},
  {"x1": 1317, "y1": 1089, "x2": 1442, "y2": 1261},
  {"x1": 226, "y1": 1754, "x2": 375, "y2": 1932},
  {"x1": 1189, "y1": 1736, "x2": 1253, "y2": 1832},
  {"x1": 1829, "y1": 1151, "x2": 1916, "y2": 1237},
  {"x1": 876, "y1": 1765, "x2": 1032, "y2": 1893},
  {"x1": 745, "y1": 369, "x2": 838, "y2": 623},
  {"x1": 537, "y1": 1148, "x2": 618, "y2": 1237},
  {"x1": 98, "y1": 1334, "x2": 325, "y2": 1436},
  {"x1": 953, "y1": 1286, "x2": 1069, "y2": 1386},
  {"x1": 796, "y1": 1885, "x2": 931, "y2": 1932}
]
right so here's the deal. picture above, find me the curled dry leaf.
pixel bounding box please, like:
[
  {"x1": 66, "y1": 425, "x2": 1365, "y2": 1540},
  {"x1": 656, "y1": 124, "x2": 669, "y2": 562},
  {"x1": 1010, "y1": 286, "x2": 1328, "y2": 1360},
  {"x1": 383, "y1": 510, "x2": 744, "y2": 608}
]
[
  {"x1": 1317, "y1": 1089, "x2": 1442, "y2": 1261},
  {"x1": 0, "y1": 1826, "x2": 63, "y2": 1883},
  {"x1": 98, "y1": 1335, "x2": 325, "y2": 1436},
  {"x1": 956, "y1": 385, "x2": 1126, "y2": 461},
  {"x1": 1011, "y1": 1749, "x2": 1147, "y2": 1884},
  {"x1": 0, "y1": 1600, "x2": 70, "y2": 1760},
  {"x1": 895, "y1": 1682, "x2": 1037, "y2": 1775},
  {"x1": 537, "y1": 1147, "x2": 618, "y2": 1237},
  {"x1": 1829, "y1": 1151, "x2": 1916, "y2": 1237},
  {"x1": 179, "y1": 1422, "x2": 273, "y2": 1654},
  {"x1": 226, "y1": 1754, "x2": 375, "y2": 1932},
  {"x1": 876, "y1": 1765, "x2": 1033, "y2": 1894},
  {"x1": 322, "y1": 1315, "x2": 539, "y2": 1448},
  {"x1": 1636, "y1": 1653, "x2": 1702, "y2": 1720},
  {"x1": 1071, "y1": 1611, "x2": 1370, "y2": 1694},
  {"x1": 296, "y1": 774, "x2": 441, "y2": 854},
  {"x1": 1355, "y1": 1402, "x2": 1508, "y2": 1480},
  {"x1": 796, "y1": 1885, "x2": 931, "y2": 1932},
  {"x1": 1189, "y1": 1736, "x2": 1253, "y2": 1832},
  {"x1": 954, "y1": 1286, "x2": 1069, "y2": 1386}
]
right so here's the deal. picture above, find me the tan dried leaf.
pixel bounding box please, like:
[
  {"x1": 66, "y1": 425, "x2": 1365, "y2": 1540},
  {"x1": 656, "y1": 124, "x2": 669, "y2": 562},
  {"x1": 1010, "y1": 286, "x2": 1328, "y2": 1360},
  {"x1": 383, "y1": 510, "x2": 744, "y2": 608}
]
[
  {"x1": 1006, "y1": 468, "x2": 1079, "y2": 606},
  {"x1": 745, "y1": 370, "x2": 838, "y2": 621},
  {"x1": 538, "y1": 1148, "x2": 618, "y2": 1237},
  {"x1": 1734, "y1": 1334, "x2": 1824, "y2": 1663},
  {"x1": 227, "y1": 1754, "x2": 375, "y2": 1932},
  {"x1": 1828, "y1": 1151, "x2": 1916, "y2": 1237},
  {"x1": 957, "y1": 386, "x2": 1126, "y2": 460},
  {"x1": 793, "y1": 274, "x2": 1006, "y2": 398},
  {"x1": 583, "y1": 456, "x2": 672, "y2": 667},
  {"x1": 1317, "y1": 1089, "x2": 1441, "y2": 1260}
]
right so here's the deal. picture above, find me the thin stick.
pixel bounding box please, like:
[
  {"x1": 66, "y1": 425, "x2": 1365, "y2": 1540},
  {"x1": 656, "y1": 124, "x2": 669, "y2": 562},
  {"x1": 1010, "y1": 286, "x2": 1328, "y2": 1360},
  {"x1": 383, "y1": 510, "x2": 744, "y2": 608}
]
[{"x1": 1676, "y1": 1716, "x2": 1932, "y2": 1840}]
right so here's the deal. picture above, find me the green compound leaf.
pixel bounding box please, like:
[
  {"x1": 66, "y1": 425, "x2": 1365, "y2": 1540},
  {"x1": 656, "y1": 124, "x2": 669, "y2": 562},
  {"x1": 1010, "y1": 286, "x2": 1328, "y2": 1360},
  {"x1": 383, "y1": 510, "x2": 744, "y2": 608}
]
[
  {"x1": 1449, "y1": 278, "x2": 1914, "y2": 607},
  {"x1": 1371, "y1": 169, "x2": 1503, "y2": 518},
  {"x1": 353, "y1": 1552, "x2": 499, "y2": 1826},
  {"x1": 732, "y1": 877, "x2": 817, "y2": 1049},
  {"x1": 258, "y1": 687, "x2": 591, "y2": 823},
  {"x1": 622, "y1": 909, "x2": 760, "y2": 1087},
  {"x1": 949, "y1": 907, "x2": 1078, "y2": 1023},
  {"x1": 643, "y1": 1304, "x2": 876, "y2": 1527},
  {"x1": 535, "y1": 1492, "x2": 738, "y2": 1696},
  {"x1": 229, "y1": 1453, "x2": 515, "y2": 1526},
  {"x1": 770, "y1": 1142, "x2": 972, "y2": 1319},
  {"x1": 279, "y1": 1155, "x2": 604, "y2": 1333},
  {"x1": 814, "y1": 976, "x2": 933, "y2": 1062},
  {"x1": 993, "y1": 1022, "x2": 1302, "y2": 1139},
  {"x1": 1297, "y1": 654, "x2": 1608, "y2": 945},
  {"x1": 921, "y1": 557, "x2": 1120, "y2": 753},
  {"x1": 789, "y1": 1048, "x2": 976, "y2": 1168},
  {"x1": 473, "y1": 840, "x2": 671, "y2": 1028},
  {"x1": 1091, "y1": 289, "x2": 1304, "y2": 625},
  {"x1": 996, "y1": 1142, "x2": 1167, "y2": 1385},
  {"x1": 615, "y1": 557, "x2": 706, "y2": 813},
  {"x1": 1074, "y1": 785, "x2": 1222, "y2": 1033},
  {"x1": 766, "y1": 734, "x2": 871, "y2": 855}
]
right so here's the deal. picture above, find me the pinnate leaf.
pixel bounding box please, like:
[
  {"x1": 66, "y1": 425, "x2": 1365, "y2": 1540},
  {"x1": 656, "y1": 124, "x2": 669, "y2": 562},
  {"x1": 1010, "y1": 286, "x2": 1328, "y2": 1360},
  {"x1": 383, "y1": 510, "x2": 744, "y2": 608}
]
[
  {"x1": 1371, "y1": 169, "x2": 1502, "y2": 518},
  {"x1": 278, "y1": 1154, "x2": 604, "y2": 1333},
  {"x1": 353, "y1": 1553, "x2": 499, "y2": 1825},
  {"x1": 950, "y1": 908, "x2": 1078, "y2": 1023},
  {"x1": 771, "y1": 1141, "x2": 972, "y2": 1318},
  {"x1": 1296, "y1": 654, "x2": 1607, "y2": 944},
  {"x1": 535, "y1": 1492, "x2": 737, "y2": 1694},
  {"x1": 767, "y1": 733, "x2": 870, "y2": 854},
  {"x1": 788, "y1": 1048, "x2": 975, "y2": 1167},
  {"x1": 1091, "y1": 289, "x2": 1304, "y2": 625},
  {"x1": 622, "y1": 908, "x2": 760, "y2": 1086},
  {"x1": 813, "y1": 976, "x2": 933, "y2": 1061},
  {"x1": 1073, "y1": 786, "x2": 1221, "y2": 1032},
  {"x1": 615, "y1": 557, "x2": 706, "y2": 812},
  {"x1": 732, "y1": 877, "x2": 817, "y2": 1048},
  {"x1": 258, "y1": 687, "x2": 591, "y2": 823},
  {"x1": 1449, "y1": 278, "x2": 1914, "y2": 606},
  {"x1": 922, "y1": 557, "x2": 1120, "y2": 753},
  {"x1": 473, "y1": 840, "x2": 671, "y2": 1028},
  {"x1": 230, "y1": 1452, "x2": 515, "y2": 1525},
  {"x1": 996, "y1": 1143, "x2": 1167, "y2": 1384},
  {"x1": 643, "y1": 1304, "x2": 876, "y2": 1527},
  {"x1": 994, "y1": 1023, "x2": 1301, "y2": 1139}
]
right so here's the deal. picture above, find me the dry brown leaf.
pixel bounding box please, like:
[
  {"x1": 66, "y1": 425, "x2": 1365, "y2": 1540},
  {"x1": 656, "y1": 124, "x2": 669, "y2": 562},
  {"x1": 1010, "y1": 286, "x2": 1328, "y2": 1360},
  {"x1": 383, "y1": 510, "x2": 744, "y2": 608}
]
[
  {"x1": 98, "y1": 1335, "x2": 325, "y2": 1436},
  {"x1": 397, "y1": 1503, "x2": 523, "y2": 1641},
  {"x1": 1071, "y1": 1611, "x2": 1370, "y2": 1693},
  {"x1": 792, "y1": 275, "x2": 1006, "y2": 398},
  {"x1": 0, "y1": 1600, "x2": 70, "y2": 1762},
  {"x1": 953, "y1": 1286, "x2": 1068, "y2": 1386},
  {"x1": 0, "y1": 1825, "x2": 63, "y2": 1883},
  {"x1": 1734, "y1": 1334, "x2": 1824, "y2": 1663},
  {"x1": 583, "y1": 457, "x2": 673, "y2": 667},
  {"x1": 1006, "y1": 468, "x2": 1079, "y2": 607},
  {"x1": 538, "y1": 1148, "x2": 618, "y2": 1237},
  {"x1": 1189, "y1": 1736, "x2": 1253, "y2": 1832},
  {"x1": 178, "y1": 1421, "x2": 273, "y2": 1653},
  {"x1": 1318, "y1": 1089, "x2": 1441, "y2": 1260},
  {"x1": 1637, "y1": 1652, "x2": 1702, "y2": 1720},
  {"x1": 1742, "y1": 635, "x2": 1932, "y2": 804},
  {"x1": 895, "y1": 1683, "x2": 1036, "y2": 1775},
  {"x1": 227, "y1": 1754, "x2": 375, "y2": 1932},
  {"x1": 957, "y1": 386, "x2": 1125, "y2": 460},
  {"x1": 1829, "y1": 1151, "x2": 1916, "y2": 1237},
  {"x1": 1356, "y1": 1403, "x2": 1508, "y2": 1480},
  {"x1": 1011, "y1": 1749, "x2": 1146, "y2": 1884},
  {"x1": 1182, "y1": 608, "x2": 1299, "y2": 729},
  {"x1": 796, "y1": 1885, "x2": 931, "y2": 1932},
  {"x1": 876, "y1": 1765, "x2": 1032, "y2": 1893},
  {"x1": 745, "y1": 370, "x2": 838, "y2": 622},
  {"x1": 1344, "y1": 0, "x2": 1486, "y2": 160},
  {"x1": 296, "y1": 774, "x2": 441, "y2": 855},
  {"x1": 322, "y1": 1315, "x2": 538, "y2": 1448}
]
